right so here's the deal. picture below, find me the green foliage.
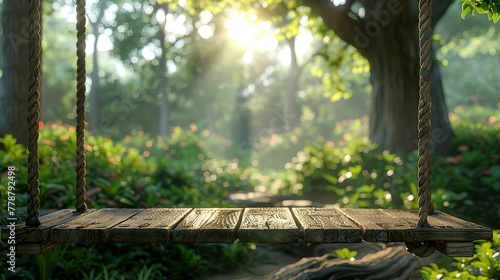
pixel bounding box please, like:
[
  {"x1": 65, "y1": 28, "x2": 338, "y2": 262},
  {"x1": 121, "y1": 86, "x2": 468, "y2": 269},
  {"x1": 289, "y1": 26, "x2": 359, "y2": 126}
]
[
  {"x1": 1, "y1": 242, "x2": 257, "y2": 279},
  {"x1": 2, "y1": 111, "x2": 499, "y2": 278},
  {"x1": 421, "y1": 230, "x2": 500, "y2": 280},
  {"x1": 0, "y1": 134, "x2": 27, "y2": 166},
  {"x1": 252, "y1": 127, "x2": 328, "y2": 170},
  {"x1": 460, "y1": 0, "x2": 500, "y2": 23},
  {"x1": 276, "y1": 109, "x2": 500, "y2": 228},
  {"x1": 0, "y1": 123, "x2": 239, "y2": 210},
  {"x1": 335, "y1": 248, "x2": 358, "y2": 261},
  {"x1": 285, "y1": 138, "x2": 417, "y2": 209},
  {"x1": 252, "y1": 117, "x2": 368, "y2": 170},
  {"x1": 82, "y1": 263, "x2": 162, "y2": 280},
  {"x1": 435, "y1": 108, "x2": 500, "y2": 228},
  {"x1": 0, "y1": 124, "x2": 259, "y2": 279},
  {"x1": 120, "y1": 126, "x2": 214, "y2": 165}
]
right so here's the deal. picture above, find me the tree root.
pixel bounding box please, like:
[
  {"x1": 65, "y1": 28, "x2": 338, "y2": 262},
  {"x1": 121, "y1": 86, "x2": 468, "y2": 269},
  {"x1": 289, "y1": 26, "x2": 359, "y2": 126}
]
[{"x1": 264, "y1": 244, "x2": 437, "y2": 280}]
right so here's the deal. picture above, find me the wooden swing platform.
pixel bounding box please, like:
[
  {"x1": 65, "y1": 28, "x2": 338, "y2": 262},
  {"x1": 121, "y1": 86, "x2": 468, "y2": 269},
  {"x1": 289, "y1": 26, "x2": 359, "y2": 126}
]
[{"x1": 2, "y1": 207, "x2": 491, "y2": 256}]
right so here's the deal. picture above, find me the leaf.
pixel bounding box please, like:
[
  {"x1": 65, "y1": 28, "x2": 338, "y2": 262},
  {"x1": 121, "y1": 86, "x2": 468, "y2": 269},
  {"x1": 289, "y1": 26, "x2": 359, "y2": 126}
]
[
  {"x1": 461, "y1": 6, "x2": 471, "y2": 19},
  {"x1": 334, "y1": 248, "x2": 357, "y2": 260},
  {"x1": 323, "y1": 173, "x2": 339, "y2": 184}
]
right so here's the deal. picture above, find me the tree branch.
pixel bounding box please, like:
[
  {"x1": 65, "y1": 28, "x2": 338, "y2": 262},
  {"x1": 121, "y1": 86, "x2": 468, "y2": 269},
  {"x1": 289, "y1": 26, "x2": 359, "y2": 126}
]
[{"x1": 302, "y1": 0, "x2": 364, "y2": 48}]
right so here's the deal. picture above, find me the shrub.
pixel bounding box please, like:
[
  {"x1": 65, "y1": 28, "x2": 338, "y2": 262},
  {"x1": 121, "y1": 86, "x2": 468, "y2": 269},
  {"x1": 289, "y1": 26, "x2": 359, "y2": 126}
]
[
  {"x1": 252, "y1": 117, "x2": 368, "y2": 170},
  {"x1": 433, "y1": 115, "x2": 500, "y2": 228},
  {"x1": 281, "y1": 117, "x2": 499, "y2": 228},
  {"x1": 285, "y1": 137, "x2": 419, "y2": 209},
  {"x1": 421, "y1": 229, "x2": 500, "y2": 280},
  {"x1": 0, "y1": 123, "x2": 256, "y2": 279}
]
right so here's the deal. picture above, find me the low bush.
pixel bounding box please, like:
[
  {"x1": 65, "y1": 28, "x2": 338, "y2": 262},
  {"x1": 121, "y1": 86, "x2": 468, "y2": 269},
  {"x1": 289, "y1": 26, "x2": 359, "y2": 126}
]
[
  {"x1": 1, "y1": 108, "x2": 498, "y2": 278},
  {"x1": 252, "y1": 117, "x2": 368, "y2": 170},
  {"x1": 282, "y1": 114, "x2": 500, "y2": 228},
  {"x1": 0, "y1": 123, "x2": 256, "y2": 279},
  {"x1": 421, "y1": 229, "x2": 500, "y2": 280},
  {"x1": 284, "y1": 138, "x2": 419, "y2": 209}
]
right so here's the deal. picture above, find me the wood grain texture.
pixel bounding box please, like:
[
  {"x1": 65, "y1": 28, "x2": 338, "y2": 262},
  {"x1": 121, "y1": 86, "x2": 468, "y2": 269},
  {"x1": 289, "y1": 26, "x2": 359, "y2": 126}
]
[
  {"x1": 50, "y1": 208, "x2": 141, "y2": 243},
  {"x1": 110, "y1": 208, "x2": 191, "y2": 243},
  {"x1": 340, "y1": 208, "x2": 417, "y2": 242},
  {"x1": 238, "y1": 207, "x2": 300, "y2": 243},
  {"x1": 436, "y1": 241, "x2": 474, "y2": 257},
  {"x1": 416, "y1": 211, "x2": 492, "y2": 241},
  {"x1": 172, "y1": 208, "x2": 242, "y2": 243},
  {"x1": 292, "y1": 207, "x2": 363, "y2": 243},
  {"x1": 16, "y1": 242, "x2": 59, "y2": 256},
  {"x1": 5, "y1": 207, "x2": 492, "y2": 258},
  {"x1": 1, "y1": 209, "x2": 96, "y2": 243}
]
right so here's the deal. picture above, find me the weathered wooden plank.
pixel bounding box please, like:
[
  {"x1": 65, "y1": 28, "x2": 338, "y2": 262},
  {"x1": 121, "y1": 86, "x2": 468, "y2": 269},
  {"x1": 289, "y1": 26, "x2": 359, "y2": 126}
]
[
  {"x1": 342, "y1": 209, "x2": 492, "y2": 243},
  {"x1": 1, "y1": 209, "x2": 96, "y2": 243},
  {"x1": 340, "y1": 209, "x2": 417, "y2": 242},
  {"x1": 172, "y1": 208, "x2": 242, "y2": 243},
  {"x1": 291, "y1": 207, "x2": 363, "y2": 243},
  {"x1": 436, "y1": 241, "x2": 474, "y2": 257},
  {"x1": 416, "y1": 211, "x2": 492, "y2": 241},
  {"x1": 16, "y1": 242, "x2": 59, "y2": 256},
  {"x1": 50, "y1": 208, "x2": 141, "y2": 243},
  {"x1": 110, "y1": 208, "x2": 191, "y2": 243},
  {"x1": 376, "y1": 209, "x2": 492, "y2": 241},
  {"x1": 4, "y1": 207, "x2": 491, "y2": 253},
  {"x1": 238, "y1": 207, "x2": 300, "y2": 243}
]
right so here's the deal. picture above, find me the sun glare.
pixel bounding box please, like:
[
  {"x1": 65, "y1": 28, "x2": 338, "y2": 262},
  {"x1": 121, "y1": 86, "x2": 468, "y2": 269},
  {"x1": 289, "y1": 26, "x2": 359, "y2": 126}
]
[{"x1": 225, "y1": 11, "x2": 277, "y2": 51}]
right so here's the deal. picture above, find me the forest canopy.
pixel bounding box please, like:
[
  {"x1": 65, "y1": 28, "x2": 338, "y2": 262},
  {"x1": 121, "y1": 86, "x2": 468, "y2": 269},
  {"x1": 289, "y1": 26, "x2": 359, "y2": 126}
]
[{"x1": 0, "y1": 0, "x2": 499, "y2": 160}]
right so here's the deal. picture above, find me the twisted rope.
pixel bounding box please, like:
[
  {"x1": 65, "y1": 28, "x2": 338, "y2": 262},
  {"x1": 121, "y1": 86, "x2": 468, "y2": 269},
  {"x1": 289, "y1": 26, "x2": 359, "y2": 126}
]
[
  {"x1": 416, "y1": 0, "x2": 434, "y2": 228},
  {"x1": 75, "y1": 0, "x2": 87, "y2": 212},
  {"x1": 406, "y1": 0, "x2": 435, "y2": 258},
  {"x1": 26, "y1": 0, "x2": 42, "y2": 227}
]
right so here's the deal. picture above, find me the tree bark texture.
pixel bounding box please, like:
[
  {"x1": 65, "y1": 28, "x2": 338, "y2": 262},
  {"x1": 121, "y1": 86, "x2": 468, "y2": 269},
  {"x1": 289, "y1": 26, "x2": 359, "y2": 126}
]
[
  {"x1": 268, "y1": 244, "x2": 435, "y2": 280},
  {"x1": 361, "y1": 1, "x2": 453, "y2": 154},
  {"x1": 0, "y1": 1, "x2": 30, "y2": 146}
]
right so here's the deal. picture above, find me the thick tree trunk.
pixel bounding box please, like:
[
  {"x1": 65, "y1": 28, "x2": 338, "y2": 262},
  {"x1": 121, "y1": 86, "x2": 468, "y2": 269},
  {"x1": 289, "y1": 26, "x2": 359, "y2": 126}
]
[
  {"x1": 0, "y1": 1, "x2": 29, "y2": 146},
  {"x1": 304, "y1": 0, "x2": 454, "y2": 155},
  {"x1": 429, "y1": 59, "x2": 453, "y2": 155},
  {"x1": 361, "y1": 2, "x2": 453, "y2": 155}
]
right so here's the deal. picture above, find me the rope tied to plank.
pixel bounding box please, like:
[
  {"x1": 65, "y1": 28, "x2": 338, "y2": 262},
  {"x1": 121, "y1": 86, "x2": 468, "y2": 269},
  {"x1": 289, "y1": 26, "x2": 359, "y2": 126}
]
[
  {"x1": 406, "y1": 0, "x2": 436, "y2": 258},
  {"x1": 27, "y1": 0, "x2": 42, "y2": 227},
  {"x1": 75, "y1": 0, "x2": 88, "y2": 212}
]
